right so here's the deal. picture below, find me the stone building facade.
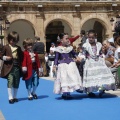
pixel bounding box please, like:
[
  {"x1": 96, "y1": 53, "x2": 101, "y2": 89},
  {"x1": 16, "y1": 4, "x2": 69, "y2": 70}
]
[{"x1": 0, "y1": 0, "x2": 120, "y2": 51}]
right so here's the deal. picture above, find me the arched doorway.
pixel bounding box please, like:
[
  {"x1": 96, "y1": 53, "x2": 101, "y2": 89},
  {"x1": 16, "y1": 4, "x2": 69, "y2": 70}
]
[
  {"x1": 81, "y1": 18, "x2": 106, "y2": 43},
  {"x1": 8, "y1": 19, "x2": 35, "y2": 50},
  {"x1": 45, "y1": 20, "x2": 72, "y2": 52}
]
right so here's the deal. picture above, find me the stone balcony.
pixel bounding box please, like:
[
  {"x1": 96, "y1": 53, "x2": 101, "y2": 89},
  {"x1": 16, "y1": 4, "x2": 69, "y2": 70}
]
[{"x1": 0, "y1": 0, "x2": 119, "y2": 14}]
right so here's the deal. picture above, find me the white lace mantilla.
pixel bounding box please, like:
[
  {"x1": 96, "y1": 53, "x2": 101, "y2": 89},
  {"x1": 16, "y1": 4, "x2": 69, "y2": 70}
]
[
  {"x1": 55, "y1": 46, "x2": 73, "y2": 53},
  {"x1": 83, "y1": 42, "x2": 102, "y2": 56}
]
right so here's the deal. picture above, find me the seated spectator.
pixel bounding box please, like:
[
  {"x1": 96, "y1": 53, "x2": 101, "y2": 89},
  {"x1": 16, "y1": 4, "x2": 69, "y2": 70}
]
[
  {"x1": 108, "y1": 32, "x2": 119, "y2": 48},
  {"x1": 111, "y1": 36, "x2": 120, "y2": 68},
  {"x1": 102, "y1": 40, "x2": 115, "y2": 67},
  {"x1": 110, "y1": 36, "x2": 120, "y2": 88},
  {"x1": 101, "y1": 46, "x2": 112, "y2": 67}
]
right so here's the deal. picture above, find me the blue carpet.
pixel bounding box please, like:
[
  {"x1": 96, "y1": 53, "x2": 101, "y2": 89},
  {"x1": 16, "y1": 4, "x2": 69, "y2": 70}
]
[{"x1": 0, "y1": 78, "x2": 120, "y2": 120}]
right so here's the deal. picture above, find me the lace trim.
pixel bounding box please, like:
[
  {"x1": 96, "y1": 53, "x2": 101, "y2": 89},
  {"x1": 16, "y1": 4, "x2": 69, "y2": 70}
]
[
  {"x1": 83, "y1": 75, "x2": 115, "y2": 87},
  {"x1": 54, "y1": 84, "x2": 82, "y2": 94},
  {"x1": 83, "y1": 42, "x2": 102, "y2": 56},
  {"x1": 83, "y1": 84, "x2": 116, "y2": 93},
  {"x1": 84, "y1": 66, "x2": 107, "y2": 71},
  {"x1": 55, "y1": 46, "x2": 73, "y2": 53}
]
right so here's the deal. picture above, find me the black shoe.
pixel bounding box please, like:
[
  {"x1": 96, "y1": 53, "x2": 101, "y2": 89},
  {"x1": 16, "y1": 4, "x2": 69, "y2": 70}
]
[
  {"x1": 13, "y1": 98, "x2": 18, "y2": 102},
  {"x1": 66, "y1": 94, "x2": 73, "y2": 100},
  {"x1": 62, "y1": 93, "x2": 73, "y2": 100},
  {"x1": 9, "y1": 99, "x2": 14, "y2": 104},
  {"x1": 76, "y1": 89, "x2": 83, "y2": 93},
  {"x1": 28, "y1": 97, "x2": 33, "y2": 100},
  {"x1": 99, "y1": 90, "x2": 105, "y2": 98},
  {"x1": 88, "y1": 92, "x2": 96, "y2": 98},
  {"x1": 61, "y1": 94, "x2": 67, "y2": 99},
  {"x1": 32, "y1": 93, "x2": 38, "y2": 99}
]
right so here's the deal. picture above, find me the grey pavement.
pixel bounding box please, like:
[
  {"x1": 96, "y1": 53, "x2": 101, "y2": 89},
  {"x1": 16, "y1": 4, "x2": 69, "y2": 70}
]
[
  {"x1": 0, "y1": 111, "x2": 5, "y2": 120},
  {"x1": 41, "y1": 76, "x2": 55, "y2": 81},
  {"x1": 105, "y1": 89, "x2": 120, "y2": 96},
  {"x1": 0, "y1": 77, "x2": 120, "y2": 120}
]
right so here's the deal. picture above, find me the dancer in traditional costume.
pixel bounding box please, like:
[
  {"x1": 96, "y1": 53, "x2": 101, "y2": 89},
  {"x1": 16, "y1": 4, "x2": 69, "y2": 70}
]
[
  {"x1": 53, "y1": 33, "x2": 82, "y2": 99},
  {"x1": 0, "y1": 31, "x2": 23, "y2": 104},
  {"x1": 82, "y1": 30, "x2": 116, "y2": 97},
  {"x1": 22, "y1": 38, "x2": 42, "y2": 100}
]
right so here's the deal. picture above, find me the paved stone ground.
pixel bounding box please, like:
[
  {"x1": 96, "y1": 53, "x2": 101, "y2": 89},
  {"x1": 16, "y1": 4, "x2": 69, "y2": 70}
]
[
  {"x1": 105, "y1": 89, "x2": 120, "y2": 96},
  {"x1": 0, "y1": 111, "x2": 5, "y2": 120},
  {"x1": 0, "y1": 77, "x2": 120, "y2": 120},
  {"x1": 41, "y1": 77, "x2": 55, "y2": 81}
]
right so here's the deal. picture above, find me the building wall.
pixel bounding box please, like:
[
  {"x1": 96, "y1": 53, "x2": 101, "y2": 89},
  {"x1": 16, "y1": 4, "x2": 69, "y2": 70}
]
[
  {"x1": 8, "y1": 20, "x2": 35, "y2": 50},
  {"x1": 6, "y1": 12, "x2": 112, "y2": 47},
  {"x1": 1, "y1": 1, "x2": 119, "y2": 47}
]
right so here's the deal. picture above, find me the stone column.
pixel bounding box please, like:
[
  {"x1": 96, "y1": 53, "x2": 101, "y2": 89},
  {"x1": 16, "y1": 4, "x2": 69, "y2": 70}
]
[
  {"x1": 72, "y1": 13, "x2": 81, "y2": 47},
  {"x1": 36, "y1": 13, "x2": 45, "y2": 44}
]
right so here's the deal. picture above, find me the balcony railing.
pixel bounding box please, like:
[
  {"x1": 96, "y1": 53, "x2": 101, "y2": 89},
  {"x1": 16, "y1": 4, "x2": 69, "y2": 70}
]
[{"x1": 0, "y1": 0, "x2": 119, "y2": 2}]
